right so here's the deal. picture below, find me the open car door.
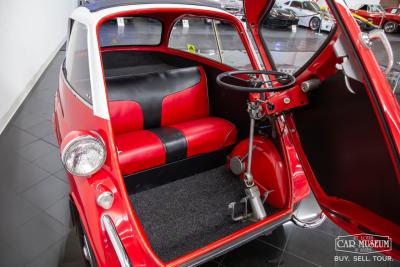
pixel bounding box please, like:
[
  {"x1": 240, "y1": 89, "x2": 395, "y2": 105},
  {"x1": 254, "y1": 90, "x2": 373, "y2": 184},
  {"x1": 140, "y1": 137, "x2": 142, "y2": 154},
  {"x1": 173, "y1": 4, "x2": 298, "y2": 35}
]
[{"x1": 245, "y1": 0, "x2": 400, "y2": 258}]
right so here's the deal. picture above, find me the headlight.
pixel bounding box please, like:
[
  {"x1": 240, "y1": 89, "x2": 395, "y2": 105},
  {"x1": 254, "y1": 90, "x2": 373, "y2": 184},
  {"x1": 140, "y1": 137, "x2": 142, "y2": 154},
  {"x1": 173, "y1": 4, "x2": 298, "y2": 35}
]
[{"x1": 62, "y1": 135, "x2": 106, "y2": 177}]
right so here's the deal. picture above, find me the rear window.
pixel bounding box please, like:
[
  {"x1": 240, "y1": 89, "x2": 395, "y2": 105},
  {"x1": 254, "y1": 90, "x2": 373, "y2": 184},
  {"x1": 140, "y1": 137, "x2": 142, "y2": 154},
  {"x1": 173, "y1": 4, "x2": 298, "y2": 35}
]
[{"x1": 99, "y1": 17, "x2": 162, "y2": 47}]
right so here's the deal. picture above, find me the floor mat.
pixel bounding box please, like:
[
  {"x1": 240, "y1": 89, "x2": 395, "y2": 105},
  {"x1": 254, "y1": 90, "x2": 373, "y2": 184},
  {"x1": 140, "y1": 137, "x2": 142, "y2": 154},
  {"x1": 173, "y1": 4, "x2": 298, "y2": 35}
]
[{"x1": 130, "y1": 166, "x2": 257, "y2": 262}]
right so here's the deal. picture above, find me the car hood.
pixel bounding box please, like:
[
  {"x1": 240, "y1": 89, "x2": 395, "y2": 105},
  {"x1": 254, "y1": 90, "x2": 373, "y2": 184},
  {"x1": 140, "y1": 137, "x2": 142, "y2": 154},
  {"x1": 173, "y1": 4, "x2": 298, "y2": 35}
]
[{"x1": 276, "y1": 8, "x2": 294, "y2": 16}]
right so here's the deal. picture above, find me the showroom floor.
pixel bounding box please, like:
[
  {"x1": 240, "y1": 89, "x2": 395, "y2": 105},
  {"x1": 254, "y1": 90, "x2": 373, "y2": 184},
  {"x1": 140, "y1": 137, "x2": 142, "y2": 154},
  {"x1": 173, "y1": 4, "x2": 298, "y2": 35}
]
[{"x1": 1, "y1": 40, "x2": 400, "y2": 266}]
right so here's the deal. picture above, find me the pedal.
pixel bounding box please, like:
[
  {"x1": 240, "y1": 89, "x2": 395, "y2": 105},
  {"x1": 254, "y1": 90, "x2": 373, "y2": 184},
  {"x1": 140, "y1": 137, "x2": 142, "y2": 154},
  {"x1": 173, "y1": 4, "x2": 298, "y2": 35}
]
[{"x1": 228, "y1": 197, "x2": 251, "y2": 222}]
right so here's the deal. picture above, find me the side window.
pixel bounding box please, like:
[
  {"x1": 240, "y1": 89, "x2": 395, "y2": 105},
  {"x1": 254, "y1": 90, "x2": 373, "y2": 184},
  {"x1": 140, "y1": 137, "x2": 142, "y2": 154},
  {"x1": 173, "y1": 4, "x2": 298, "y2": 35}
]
[
  {"x1": 169, "y1": 18, "x2": 220, "y2": 62},
  {"x1": 260, "y1": 2, "x2": 334, "y2": 74},
  {"x1": 99, "y1": 17, "x2": 162, "y2": 47},
  {"x1": 291, "y1": 1, "x2": 302, "y2": 8},
  {"x1": 359, "y1": 5, "x2": 368, "y2": 11},
  {"x1": 390, "y1": 9, "x2": 397, "y2": 14},
  {"x1": 65, "y1": 22, "x2": 92, "y2": 103},
  {"x1": 169, "y1": 17, "x2": 252, "y2": 69}
]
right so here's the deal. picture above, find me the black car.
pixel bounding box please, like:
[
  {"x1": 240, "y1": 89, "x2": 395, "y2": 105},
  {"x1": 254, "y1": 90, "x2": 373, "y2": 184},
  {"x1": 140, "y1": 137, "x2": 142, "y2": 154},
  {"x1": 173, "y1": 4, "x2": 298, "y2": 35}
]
[{"x1": 263, "y1": 5, "x2": 299, "y2": 28}]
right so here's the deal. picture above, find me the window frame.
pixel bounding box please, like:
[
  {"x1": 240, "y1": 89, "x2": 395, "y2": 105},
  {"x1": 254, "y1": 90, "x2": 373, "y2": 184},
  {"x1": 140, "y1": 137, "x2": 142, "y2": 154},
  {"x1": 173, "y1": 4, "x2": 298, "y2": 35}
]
[
  {"x1": 167, "y1": 15, "x2": 254, "y2": 70},
  {"x1": 258, "y1": 1, "x2": 337, "y2": 77},
  {"x1": 63, "y1": 20, "x2": 93, "y2": 107}
]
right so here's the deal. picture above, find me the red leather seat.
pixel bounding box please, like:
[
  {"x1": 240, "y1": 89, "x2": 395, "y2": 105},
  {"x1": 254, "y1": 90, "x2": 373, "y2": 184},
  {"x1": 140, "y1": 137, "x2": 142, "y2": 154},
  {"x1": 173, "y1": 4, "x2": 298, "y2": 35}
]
[{"x1": 107, "y1": 66, "x2": 237, "y2": 175}]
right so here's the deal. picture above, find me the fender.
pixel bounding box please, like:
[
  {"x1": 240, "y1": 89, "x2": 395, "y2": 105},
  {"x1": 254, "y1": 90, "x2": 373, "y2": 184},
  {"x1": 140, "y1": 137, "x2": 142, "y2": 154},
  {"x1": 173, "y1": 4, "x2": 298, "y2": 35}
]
[{"x1": 229, "y1": 136, "x2": 288, "y2": 209}]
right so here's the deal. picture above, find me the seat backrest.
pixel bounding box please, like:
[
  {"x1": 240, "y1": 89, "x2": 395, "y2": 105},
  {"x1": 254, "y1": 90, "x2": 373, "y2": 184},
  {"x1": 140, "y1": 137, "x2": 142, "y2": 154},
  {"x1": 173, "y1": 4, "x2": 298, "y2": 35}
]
[{"x1": 107, "y1": 66, "x2": 209, "y2": 135}]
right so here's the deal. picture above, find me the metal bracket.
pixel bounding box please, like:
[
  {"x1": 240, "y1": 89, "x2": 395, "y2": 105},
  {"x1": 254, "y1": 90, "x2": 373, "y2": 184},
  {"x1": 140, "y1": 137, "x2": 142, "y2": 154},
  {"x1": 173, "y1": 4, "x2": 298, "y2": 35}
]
[
  {"x1": 228, "y1": 190, "x2": 272, "y2": 223},
  {"x1": 247, "y1": 101, "x2": 264, "y2": 120},
  {"x1": 228, "y1": 197, "x2": 250, "y2": 222}
]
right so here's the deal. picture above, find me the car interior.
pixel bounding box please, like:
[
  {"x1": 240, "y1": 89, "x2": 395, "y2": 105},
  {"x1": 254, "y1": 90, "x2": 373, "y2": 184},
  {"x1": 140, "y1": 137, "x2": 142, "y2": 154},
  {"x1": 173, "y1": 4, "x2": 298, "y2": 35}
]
[
  {"x1": 101, "y1": 47, "x2": 286, "y2": 261},
  {"x1": 98, "y1": 13, "x2": 291, "y2": 260},
  {"x1": 98, "y1": 10, "x2": 400, "y2": 263}
]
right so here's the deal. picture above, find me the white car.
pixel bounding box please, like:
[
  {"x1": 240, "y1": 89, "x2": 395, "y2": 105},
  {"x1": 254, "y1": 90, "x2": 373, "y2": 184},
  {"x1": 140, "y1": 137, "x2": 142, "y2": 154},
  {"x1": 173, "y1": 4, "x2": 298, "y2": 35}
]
[
  {"x1": 221, "y1": 0, "x2": 245, "y2": 20},
  {"x1": 280, "y1": 0, "x2": 334, "y2": 31}
]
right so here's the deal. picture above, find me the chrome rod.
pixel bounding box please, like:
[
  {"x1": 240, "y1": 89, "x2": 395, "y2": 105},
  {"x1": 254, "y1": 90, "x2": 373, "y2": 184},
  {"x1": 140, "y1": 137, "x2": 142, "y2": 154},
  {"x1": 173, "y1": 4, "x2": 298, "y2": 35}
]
[{"x1": 245, "y1": 118, "x2": 255, "y2": 185}]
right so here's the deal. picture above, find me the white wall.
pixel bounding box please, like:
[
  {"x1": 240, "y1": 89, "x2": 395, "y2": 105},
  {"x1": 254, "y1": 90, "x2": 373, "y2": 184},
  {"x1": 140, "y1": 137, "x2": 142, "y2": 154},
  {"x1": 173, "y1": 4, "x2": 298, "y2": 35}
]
[{"x1": 0, "y1": 0, "x2": 76, "y2": 133}]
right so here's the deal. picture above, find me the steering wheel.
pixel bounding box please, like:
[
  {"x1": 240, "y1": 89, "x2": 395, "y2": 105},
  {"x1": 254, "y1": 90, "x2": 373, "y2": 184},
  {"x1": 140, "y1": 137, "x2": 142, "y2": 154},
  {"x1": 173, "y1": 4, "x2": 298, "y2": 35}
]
[{"x1": 216, "y1": 70, "x2": 296, "y2": 93}]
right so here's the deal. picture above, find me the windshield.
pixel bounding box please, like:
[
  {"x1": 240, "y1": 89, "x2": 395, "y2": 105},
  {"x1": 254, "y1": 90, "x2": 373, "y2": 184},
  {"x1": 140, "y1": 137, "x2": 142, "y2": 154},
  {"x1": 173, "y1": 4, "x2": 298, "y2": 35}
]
[
  {"x1": 370, "y1": 5, "x2": 384, "y2": 13},
  {"x1": 303, "y1": 2, "x2": 321, "y2": 12}
]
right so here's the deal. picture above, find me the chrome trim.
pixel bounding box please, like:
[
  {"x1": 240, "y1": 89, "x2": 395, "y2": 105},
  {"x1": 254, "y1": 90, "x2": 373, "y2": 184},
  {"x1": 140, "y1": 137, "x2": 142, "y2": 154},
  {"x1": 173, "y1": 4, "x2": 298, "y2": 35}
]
[
  {"x1": 83, "y1": 234, "x2": 95, "y2": 266},
  {"x1": 61, "y1": 135, "x2": 106, "y2": 177},
  {"x1": 101, "y1": 214, "x2": 132, "y2": 267},
  {"x1": 96, "y1": 191, "x2": 114, "y2": 209},
  {"x1": 292, "y1": 212, "x2": 327, "y2": 229},
  {"x1": 360, "y1": 29, "x2": 394, "y2": 74}
]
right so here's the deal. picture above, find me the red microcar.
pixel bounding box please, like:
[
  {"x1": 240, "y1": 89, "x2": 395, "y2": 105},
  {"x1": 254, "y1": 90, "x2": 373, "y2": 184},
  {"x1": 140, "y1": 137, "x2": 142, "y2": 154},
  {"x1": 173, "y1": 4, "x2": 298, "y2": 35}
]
[{"x1": 53, "y1": 0, "x2": 400, "y2": 266}]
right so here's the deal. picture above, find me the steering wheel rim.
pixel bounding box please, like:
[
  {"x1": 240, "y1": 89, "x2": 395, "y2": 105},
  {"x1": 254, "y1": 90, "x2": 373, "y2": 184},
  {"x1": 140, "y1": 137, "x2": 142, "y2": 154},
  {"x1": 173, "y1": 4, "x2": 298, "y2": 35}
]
[{"x1": 216, "y1": 70, "x2": 296, "y2": 93}]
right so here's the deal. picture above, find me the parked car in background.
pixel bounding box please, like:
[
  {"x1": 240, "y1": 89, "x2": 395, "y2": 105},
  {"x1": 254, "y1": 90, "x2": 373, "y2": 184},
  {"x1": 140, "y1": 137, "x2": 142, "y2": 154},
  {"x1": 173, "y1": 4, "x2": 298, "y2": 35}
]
[
  {"x1": 263, "y1": 4, "x2": 299, "y2": 28},
  {"x1": 221, "y1": 0, "x2": 245, "y2": 20},
  {"x1": 350, "y1": 4, "x2": 385, "y2": 28},
  {"x1": 281, "y1": 0, "x2": 335, "y2": 31},
  {"x1": 382, "y1": 7, "x2": 400, "y2": 33},
  {"x1": 352, "y1": 13, "x2": 377, "y2": 32}
]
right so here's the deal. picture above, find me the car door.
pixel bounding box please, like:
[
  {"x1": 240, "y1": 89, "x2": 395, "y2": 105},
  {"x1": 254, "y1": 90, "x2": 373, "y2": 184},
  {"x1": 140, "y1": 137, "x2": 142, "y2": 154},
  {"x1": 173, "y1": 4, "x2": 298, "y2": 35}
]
[{"x1": 245, "y1": 0, "x2": 400, "y2": 258}]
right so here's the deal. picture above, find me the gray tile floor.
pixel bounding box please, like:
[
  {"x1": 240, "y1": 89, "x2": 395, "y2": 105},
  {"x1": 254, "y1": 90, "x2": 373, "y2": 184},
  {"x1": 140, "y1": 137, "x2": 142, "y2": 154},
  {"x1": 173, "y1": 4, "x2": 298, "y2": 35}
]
[{"x1": 0, "y1": 50, "x2": 398, "y2": 267}]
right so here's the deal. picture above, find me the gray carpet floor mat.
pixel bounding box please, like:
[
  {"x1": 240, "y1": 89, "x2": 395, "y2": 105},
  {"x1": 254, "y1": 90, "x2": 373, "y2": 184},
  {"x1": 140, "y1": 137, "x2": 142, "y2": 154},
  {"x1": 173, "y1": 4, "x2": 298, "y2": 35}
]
[{"x1": 129, "y1": 166, "x2": 278, "y2": 262}]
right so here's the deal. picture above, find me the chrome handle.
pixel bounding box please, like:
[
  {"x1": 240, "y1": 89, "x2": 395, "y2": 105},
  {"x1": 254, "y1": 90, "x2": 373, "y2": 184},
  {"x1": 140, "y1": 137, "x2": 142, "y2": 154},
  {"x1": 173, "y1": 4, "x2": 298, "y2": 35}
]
[{"x1": 361, "y1": 29, "x2": 394, "y2": 74}]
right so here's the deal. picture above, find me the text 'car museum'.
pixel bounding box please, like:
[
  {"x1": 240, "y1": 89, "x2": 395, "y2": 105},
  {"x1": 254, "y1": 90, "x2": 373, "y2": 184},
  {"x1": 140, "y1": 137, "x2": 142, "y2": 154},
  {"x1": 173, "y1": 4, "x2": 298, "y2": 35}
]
[{"x1": 0, "y1": 0, "x2": 399, "y2": 266}]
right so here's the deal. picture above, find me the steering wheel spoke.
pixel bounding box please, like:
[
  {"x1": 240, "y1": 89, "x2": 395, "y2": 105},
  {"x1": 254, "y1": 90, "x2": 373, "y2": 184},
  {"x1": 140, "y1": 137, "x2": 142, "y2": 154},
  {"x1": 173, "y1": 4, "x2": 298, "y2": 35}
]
[{"x1": 216, "y1": 70, "x2": 296, "y2": 93}]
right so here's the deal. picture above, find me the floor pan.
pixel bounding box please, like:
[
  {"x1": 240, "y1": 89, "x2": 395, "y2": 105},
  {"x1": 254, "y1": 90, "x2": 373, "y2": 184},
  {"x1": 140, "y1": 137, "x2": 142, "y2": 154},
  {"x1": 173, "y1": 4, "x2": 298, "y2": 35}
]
[{"x1": 129, "y1": 166, "x2": 278, "y2": 262}]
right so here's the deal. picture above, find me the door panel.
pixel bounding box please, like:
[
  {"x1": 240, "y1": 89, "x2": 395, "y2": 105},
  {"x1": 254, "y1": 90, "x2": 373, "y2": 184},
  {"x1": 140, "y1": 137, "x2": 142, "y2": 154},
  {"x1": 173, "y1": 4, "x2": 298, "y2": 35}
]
[
  {"x1": 245, "y1": 0, "x2": 400, "y2": 255},
  {"x1": 293, "y1": 72, "x2": 400, "y2": 225}
]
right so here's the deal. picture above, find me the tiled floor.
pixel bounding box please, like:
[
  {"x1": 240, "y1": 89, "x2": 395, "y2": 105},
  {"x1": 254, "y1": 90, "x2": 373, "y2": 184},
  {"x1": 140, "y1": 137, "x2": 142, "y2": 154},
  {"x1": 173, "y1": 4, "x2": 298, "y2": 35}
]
[{"x1": 0, "y1": 50, "x2": 398, "y2": 267}]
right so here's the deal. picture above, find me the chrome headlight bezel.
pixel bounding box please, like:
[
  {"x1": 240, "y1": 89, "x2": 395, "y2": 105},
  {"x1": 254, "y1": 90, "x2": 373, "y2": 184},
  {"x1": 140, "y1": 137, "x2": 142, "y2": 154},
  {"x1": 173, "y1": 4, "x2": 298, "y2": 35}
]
[{"x1": 61, "y1": 135, "x2": 106, "y2": 177}]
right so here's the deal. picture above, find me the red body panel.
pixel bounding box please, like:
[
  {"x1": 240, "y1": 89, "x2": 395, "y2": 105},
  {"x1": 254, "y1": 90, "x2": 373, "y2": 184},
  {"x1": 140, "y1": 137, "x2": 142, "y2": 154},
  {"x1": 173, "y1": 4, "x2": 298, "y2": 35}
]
[{"x1": 383, "y1": 12, "x2": 400, "y2": 24}]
